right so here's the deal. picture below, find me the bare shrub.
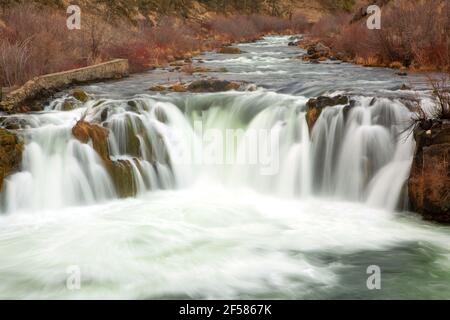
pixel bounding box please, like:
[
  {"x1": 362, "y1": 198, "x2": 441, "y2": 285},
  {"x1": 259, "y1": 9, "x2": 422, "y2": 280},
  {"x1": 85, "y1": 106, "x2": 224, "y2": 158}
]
[{"x1": 0, "y1": 39, "x2": 31, "y2": 87}]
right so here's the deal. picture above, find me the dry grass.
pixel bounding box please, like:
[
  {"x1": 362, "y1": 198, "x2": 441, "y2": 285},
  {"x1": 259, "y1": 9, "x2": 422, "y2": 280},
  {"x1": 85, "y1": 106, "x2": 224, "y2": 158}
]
[
  {"x1": 310, "y1": 0, "x2": 450, "y2": 71},
  {"x1": 0, "y1": 3, "x2": 308, "y2": 87}
]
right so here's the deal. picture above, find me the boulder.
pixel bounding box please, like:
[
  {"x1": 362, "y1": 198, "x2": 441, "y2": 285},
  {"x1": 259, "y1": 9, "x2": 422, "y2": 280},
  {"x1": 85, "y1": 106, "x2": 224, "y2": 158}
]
[
  {"x1": 408, "y1": 120, "x2": 450, "y2": 223},
  {"x1": 72, "y1": 120, "x2": 109, "y2": 161},
  {"x1": 72, "y1": 120, "x2": 138, "y2": 198},
  {"x1": 305, "y1": 95, "x2": 349, "y2": 132},
  {"x1": 306, "y1": 42, "x2": 330, "y2": 58},
  {"x1": 62, "y1": 101, "x2": 75, "y2": 111},
  {"x1": 218, "y1": 47, "x2": 242, "y2": 54},
  {"x1": 0, "y1": 116, "x2": 32, "y2": 130},
  {"x1": 0, "y1": 128, "x2": 23, "y2": 192},
  {"x1": 187, "y1": 80, "x2": 241, "y2": 93},
  {"x1": 149, "y1": 85, "x2": 166, "y2": 92},
  {"x1": 171, "y1": 83, "x2": 187, "y2": 92},
  {"x1": 72, "y1": 89, "x2": 89, "y2": 103}
]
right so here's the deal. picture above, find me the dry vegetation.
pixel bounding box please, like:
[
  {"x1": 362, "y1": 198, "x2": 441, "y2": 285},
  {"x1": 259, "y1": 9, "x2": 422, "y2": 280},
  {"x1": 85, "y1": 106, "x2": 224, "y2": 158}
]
[
  {"x1": 310, "y1": 0, "x2": 450, "y2": 71},
  {"x1": 0, "y1": 1, "x2": 310, "y2": 87}
]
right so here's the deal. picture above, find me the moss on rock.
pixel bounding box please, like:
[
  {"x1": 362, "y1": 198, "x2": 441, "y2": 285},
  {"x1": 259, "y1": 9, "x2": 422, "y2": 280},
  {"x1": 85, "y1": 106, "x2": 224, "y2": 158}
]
[
  {"x1": 0, "y1": 128, "x2": 23, "y2": 192},
  {"x1": 72, "y1": 89, "x2": 89, "y2": 103}
]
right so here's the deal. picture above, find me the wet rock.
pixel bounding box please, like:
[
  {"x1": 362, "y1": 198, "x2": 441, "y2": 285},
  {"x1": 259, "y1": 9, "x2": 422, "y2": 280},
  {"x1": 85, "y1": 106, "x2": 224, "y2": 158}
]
[
  {"x1": 396, "y1": 72, "x2": 408, "y2": 77},
  {"x1": 72, "y1": 120, "x2": 110, "y2": 161},
  {"x1": 149, "y1": 85, "x2": 166, "y2": 92},
  {"x1": 72, "y1": 120, "x2": 140, "y2": 198},
  {"x1": 409, "y1": 120, "x2": 450, "y2": 223},
  {"x1": 342, "y1": 100, "x2": 357, "y2": 122},
  {"x1": 193, "y1": 66, "x2": 228, "y2": 73},
  {"x1": 307, "y1": 42, "x2": 330, "y2": 58},
  {"x1": 218, "y1": 47, "x2": 242, "y2": 54},
  {"x1": 171, "y1": 83, "x2": 187, "y2": 93},
  {"x1": 187, "y1": 80, "x2": 241, "y2": 93},
  {"x1": 306, "y1": 95, "x2": 349, "y2": 132},
  {"x1": 72, "y1": 89, "x2": 89, "y2": 103},
  {"x1": 0, "y1": 128, "x2": 23, "y2": 192},
  {"x1": 62, "y1": 101, "x2": 75, "y2": 111},
  {"x1": 0, "y1": 116, "x2": 31, "y2": 130},
  {"x1": 108, "y1": 160, "x2": 138, "y2": 198},
  {"x1": 100, "y1": 108, "x2": 108, "y2": 122},
  {"x1": 400, "y1": 84, "x2": 412, "y2": 90}
]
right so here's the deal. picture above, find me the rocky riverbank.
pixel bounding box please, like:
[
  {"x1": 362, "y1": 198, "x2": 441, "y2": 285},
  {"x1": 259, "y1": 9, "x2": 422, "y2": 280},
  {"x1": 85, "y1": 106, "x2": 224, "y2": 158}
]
[
  {"x1": 0, "y1": 59, "x2": 129, "y2": 114},
  {"x1": 409, "y1": 120, "x2": 450, "y2": 223}
]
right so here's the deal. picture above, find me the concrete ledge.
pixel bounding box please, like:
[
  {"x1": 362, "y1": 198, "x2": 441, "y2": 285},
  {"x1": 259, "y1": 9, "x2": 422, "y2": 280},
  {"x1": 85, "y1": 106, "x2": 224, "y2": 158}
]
[{"x1": 0, "y1": 59, "x2": 129, "y2": 113}]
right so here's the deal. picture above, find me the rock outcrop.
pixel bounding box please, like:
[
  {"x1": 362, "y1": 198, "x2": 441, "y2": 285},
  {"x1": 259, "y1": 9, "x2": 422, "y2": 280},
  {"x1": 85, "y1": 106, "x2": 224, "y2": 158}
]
[
  {"x1": 0, "y1": 129, "x2": 23, "y2": 192},
  {"x1": 301, "y1": 42, "x2": 331, "y2": 63},
  {"x1": 305, "y1": 95, "x2": 349, "y2": 132},
  {"x1": 72, "y1": 120, "x2": 138, "y2": 198},
  {"x1": 187, "y1": 79, "x2": 241, "y2": 92},
  {"x1": 149, "y1": 79, "x2": 242, "y2": 93},
  {"x1": 408, "y1": 120, "x2": 450, "y2": 223}
]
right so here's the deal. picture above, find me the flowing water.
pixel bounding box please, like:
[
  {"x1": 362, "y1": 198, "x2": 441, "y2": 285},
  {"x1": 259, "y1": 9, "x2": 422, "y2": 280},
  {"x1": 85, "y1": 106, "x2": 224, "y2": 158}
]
[{"x1": 0, "y1": 36, "x2": 449, "y2": 299}]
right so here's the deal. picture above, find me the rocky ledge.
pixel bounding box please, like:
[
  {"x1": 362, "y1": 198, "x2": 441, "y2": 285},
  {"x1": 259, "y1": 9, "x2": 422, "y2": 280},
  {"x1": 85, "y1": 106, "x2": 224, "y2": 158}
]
[
  {"x1": 150, "y1": 79, "x2": 243, "y2": 93},
  {"x1": 72, "y1": 120, "x2": 139, "y2": 198},
  {"x1": 408, "y1": 119, "x2": 450, "y2": 223},
  {"x1": 305, "y1": 95, "x2": 349, "y2": 132},
  {"x1": 0, "y1": 128, "x2": 23, "y2": 192}
]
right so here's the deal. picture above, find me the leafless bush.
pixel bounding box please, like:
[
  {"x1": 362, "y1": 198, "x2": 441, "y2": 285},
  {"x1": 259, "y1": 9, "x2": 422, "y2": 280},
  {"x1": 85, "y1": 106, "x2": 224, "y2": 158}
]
[{"x1": 0, "y1": 39, "x2": 31, "y2": 87}]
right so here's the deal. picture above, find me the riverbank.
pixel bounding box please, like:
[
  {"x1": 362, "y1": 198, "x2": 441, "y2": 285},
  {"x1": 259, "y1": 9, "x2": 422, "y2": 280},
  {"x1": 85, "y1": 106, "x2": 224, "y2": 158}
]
[
  {"x1": 306, "y1": 0, "x2": 449, "y2": 72},
  {"x1": 0, "y1": 59, "x2": 129, "y2": 113},
  {"x1": 0, "y1": 3, "x2": 309, "y2": 91}
]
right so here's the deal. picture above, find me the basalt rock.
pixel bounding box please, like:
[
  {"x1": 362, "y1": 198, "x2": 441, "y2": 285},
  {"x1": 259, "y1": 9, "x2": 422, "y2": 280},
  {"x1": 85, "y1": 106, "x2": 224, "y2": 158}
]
[
  {"x1": 0, "y1": 128, "x2": 23, "y2": 192},
  {"x1": 306, "y1": 42, "x2": 330, "y2": 58},
  {"x1": 305, "y1": 95, "x2": 349, "y2": 132},
  {"x1": 187, "y1": 79, "x2": 241, "y2": 93},
  {"x1": 72, "y1": 89, "x2": 89, "y2": 103},
  {"x1": 72, "y1": 120, "x2": 138, "y2": 198},
  {"x1": 0, "y1": 116, "x2": 32, "y2": 130},
  {"x1": 408, "y1": 120, "x2": 450, "y2": 223},
  {"x1": 72, "y1": 120, "x2": 109, "y2": 161},
  {"x1": 218, "y1": 47, "x2": 242, "y2": 54}
]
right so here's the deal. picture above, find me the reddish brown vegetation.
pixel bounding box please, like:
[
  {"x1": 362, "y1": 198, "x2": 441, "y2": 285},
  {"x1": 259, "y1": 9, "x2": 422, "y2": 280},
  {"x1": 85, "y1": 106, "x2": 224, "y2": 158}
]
[
  {"x1": 310, "y1": 0, "x2": 450, "y2": 71},
  {"x1": 0, "y1": 4, "x2": 308, "y2": 87}
]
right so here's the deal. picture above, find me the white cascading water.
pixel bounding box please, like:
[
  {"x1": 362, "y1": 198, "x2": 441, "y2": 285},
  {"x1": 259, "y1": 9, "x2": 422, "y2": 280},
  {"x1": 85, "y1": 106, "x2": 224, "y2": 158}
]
[
  {"x1": 0, "y1": 97, "x2": 200, "y2": 212},
  {"x1": 0, "y1": 90, "x2": 415, "y2": 213}
]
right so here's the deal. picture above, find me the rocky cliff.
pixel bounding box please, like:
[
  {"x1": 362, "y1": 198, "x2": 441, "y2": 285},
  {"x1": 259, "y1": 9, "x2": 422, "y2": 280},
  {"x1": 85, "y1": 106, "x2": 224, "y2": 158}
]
[{"x1": 409, "y1": 120, "x2": 450, "y2": 223}]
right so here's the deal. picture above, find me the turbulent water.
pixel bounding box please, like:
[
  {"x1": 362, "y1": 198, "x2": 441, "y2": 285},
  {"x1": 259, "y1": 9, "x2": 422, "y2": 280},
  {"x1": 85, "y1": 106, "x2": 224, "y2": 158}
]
[{"x1": 0, "y1": 36, "x2": 449, "y2": 299}]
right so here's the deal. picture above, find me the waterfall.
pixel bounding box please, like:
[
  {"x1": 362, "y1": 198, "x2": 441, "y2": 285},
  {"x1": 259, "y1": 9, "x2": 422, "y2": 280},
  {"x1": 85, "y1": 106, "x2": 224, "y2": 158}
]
[{"x1": 0, "y1": 88, "x2": 416, "y2": 214}]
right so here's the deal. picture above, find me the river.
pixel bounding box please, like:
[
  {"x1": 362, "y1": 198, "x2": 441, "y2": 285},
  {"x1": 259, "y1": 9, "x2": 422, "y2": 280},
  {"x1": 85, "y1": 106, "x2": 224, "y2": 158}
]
[{"x1": 0, "y1": 36, "x2": 449, "y2": 299}]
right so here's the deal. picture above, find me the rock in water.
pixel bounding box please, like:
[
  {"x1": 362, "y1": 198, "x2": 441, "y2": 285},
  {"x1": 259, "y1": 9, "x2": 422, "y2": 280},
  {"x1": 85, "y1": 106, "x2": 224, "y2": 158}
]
[
  {"x1": 0, "y1": 128, "x2": 23, "y2": 192},
  {"x1": 71, "y1": 89, "x2": 89, "y2": 103},
  {"x1": 218, "y1": 47, "x2": 242, "y2": 54},
  {"x1": 305, "y1": 95, "x2": 349, "y2": 132},
  {"x1": 409, "y1": 120, "x2": 450, "y2": 223},
  {"x1": 71, "y1": 120, "x2": 140, "y2": 198},
  {"x1": 187, "y1": 80, "x2": 241, "y2": 93},
  {"x1": 72, "y1": 120, "x2": 109, "y2": 161}
]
